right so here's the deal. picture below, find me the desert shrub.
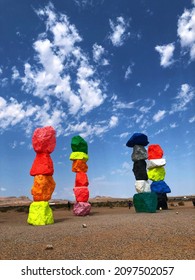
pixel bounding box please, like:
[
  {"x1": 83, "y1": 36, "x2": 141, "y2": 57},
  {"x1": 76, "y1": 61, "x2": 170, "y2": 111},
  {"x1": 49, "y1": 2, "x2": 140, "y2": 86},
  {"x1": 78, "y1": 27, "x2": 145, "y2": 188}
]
[{"x1": 178, "y1": 201, "x2": 184, "y2": 206}]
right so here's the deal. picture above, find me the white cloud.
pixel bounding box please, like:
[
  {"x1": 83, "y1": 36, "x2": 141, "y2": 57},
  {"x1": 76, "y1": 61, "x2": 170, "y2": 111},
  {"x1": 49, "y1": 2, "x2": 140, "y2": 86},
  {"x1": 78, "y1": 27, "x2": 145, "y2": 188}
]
[
  {"x1": 177, "y1": 6, "x2": 195, "y2": 61},
  {"x1": 170, "y1": 83, "x2": 195, "y2": 114},
  {"x1": 124, "y1": 64, "x2": 133, "y2": 79},
  {"x1": 155, "y1": 43, "x2": 175, "y2": 67},
  {"x1": 17, "y1": 3, "x2": 106, "y2": 116},
  {"x1": 153, "y1": 110, "x2": 166, "y2": 122},
  {"x1": 189, "y1": 115, "x2": 195, "y2": 122},
  {"x1": 109, "y1": 16, "x2": 130, "y2": 47},
  {"x1": 92, "y1": 43, "x2": 109, "y2": 65},
  {"x1": 109, "y1": 116, "x2": 118, "y2": 128},
  {"x1": 0, "y1": 187, "x2": 6, "y2": 192},
  {"x1": 170, "y1": 122, "x2": 178, "y2": 128},
  {"x1": 65, "y1": 115, "x2": 118, "y2": 140},
  {"x1": 111, "y1": 161, "x2": 131, "y2": 175},
  {"x1": 0, "y1": 96, "x2": 37, "y2": 130},
  {"x1": 119, "y1": 132, "x2": 129, "y2": 139},
  {"x1": 164, "y1": 83, "x2": 170, "y2": 91},
  {"x1": 114, "y1": 100, "x2": 135, "y2": 109}
]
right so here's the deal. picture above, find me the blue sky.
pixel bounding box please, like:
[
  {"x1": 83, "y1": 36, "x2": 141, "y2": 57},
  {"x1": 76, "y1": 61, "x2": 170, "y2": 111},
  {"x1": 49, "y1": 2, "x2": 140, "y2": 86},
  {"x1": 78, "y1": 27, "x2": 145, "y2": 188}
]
[{"x1": 0, "y1": 0, "x2": 194, "y2": 200}]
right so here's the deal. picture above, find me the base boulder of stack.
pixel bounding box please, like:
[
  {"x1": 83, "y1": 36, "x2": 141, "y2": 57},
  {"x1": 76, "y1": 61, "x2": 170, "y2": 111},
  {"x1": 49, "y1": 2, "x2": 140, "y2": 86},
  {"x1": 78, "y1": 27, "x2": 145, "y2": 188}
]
[
  {"x1": 73, "y1": 202, "x2": 91, "y2": 216},
  {"x1": 27, "y1": 201, "x2": 54, "y2": 225},
  {"x1": 133, "y1": 192, "x2": 157, "y2": 213}
]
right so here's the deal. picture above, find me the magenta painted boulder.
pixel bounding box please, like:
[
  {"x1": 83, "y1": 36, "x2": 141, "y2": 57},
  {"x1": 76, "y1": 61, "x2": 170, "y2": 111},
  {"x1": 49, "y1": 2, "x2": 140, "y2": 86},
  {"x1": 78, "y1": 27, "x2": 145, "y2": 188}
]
[
  {"x1": 73, "y1": 202, "x2": 91, "y2": 216},
  {"x1": 32, "y1": 126, "x2": 56, "y2": 154}
]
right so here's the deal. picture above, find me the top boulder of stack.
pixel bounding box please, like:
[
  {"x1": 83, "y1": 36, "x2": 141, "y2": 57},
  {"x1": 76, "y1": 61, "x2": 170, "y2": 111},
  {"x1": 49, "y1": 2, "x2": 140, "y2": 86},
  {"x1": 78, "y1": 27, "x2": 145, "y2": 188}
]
[
  {"x1": 71, "y1": 135, "x2": 88, "y2": 154},
  {"x1": 126, "y1": 133, "x2": 149, "y2": 147},
  {"x1": 148, "y1": 144, "x2": 163, "y2": 160},
  {"x1": 32, "y1": 126, "x2": 56, "y2": 154}
]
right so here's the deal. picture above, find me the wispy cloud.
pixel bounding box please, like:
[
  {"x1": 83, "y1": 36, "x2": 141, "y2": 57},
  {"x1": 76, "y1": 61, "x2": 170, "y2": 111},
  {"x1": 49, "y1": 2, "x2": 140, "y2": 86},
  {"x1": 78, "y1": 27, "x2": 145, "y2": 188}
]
[
  {"x1": 177, "y1": 5, "x2": 195, "y2": 61},
  {"x1": 189, "y1": 115, "x2": 195, "y2": 123},
  {"x1": 124, "y1": 63, "x2": 134, "y2": 79},
  {"x1": 92, "y1": 43, "x2": 109, "y2": 65},
  {"x1": 155, "y1": 43, "x2": 175, "y2": 67},
  {"x1": 109, "y1": 16, "x2": 130, "y2": 47},
  {"x1": 153, "y1": 110, "x2": 166, "y2": 122},
  {"x1": 0, "y1": 96, "x2": 37, "y2": 131},
  {"x1": 111, "y1": 161, "x2": 131, "y2": 175},
  {"x1": 4, "y1": 2, "x2": 125, "y2": 139},
  {"x1": 170, "y1": 83, "x2": 194, "y2": 114}
]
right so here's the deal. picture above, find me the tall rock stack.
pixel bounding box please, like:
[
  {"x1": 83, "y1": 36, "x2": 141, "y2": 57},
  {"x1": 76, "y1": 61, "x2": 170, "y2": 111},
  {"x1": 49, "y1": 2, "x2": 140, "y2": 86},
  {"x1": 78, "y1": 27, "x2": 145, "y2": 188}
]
[
  {"x1": 70, "y1": 135, "x2": 91, "y2": 216},
  {"x1": 147, "y1": 144, "x2": 171, "y2": 210},
  {"x1": 27, "y1": 126, "x2": 56, "y2": 225},
  {"x1": 126, "y1": 133, "x2": 157, "y2": 213}
]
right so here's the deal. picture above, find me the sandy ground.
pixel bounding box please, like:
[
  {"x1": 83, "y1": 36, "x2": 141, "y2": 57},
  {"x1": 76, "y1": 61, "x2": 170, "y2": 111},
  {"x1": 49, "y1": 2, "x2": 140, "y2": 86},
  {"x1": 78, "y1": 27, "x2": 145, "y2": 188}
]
[{"x1": 0, "y1": 202, "x2": 194, "y2": 260}]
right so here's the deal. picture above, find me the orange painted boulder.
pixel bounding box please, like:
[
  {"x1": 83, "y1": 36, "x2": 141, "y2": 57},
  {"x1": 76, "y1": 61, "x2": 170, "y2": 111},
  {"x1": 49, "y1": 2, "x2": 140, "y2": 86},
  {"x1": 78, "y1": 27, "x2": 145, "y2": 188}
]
[
  {"x1": 72, "y1": 160, "x2": 88, "y2": 173},
  {"x1": 73, "y1": 187, "x2": 89, "y2": 202},
  {"x1": 30, "y1": 153, "x2": 54, "y2": 176},
  {"x1": 31, "y1": 175, "x2": 56, "y2": 201},
  {"x1": 32, "y1": 126, "x2": 56, "y2": 154},
  {"x1": 75, "y1": 172, "x2": 89, "y2": 187}
]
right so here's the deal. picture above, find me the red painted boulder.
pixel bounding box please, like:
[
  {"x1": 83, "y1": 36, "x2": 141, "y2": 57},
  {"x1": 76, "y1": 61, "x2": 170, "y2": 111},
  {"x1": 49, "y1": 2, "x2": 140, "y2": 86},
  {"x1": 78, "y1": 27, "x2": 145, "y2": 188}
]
[
  {"x1": 32, "y1": 126, "x2": 56, "y2": 154},
  {"x1": 73, "y1": 187, "x2": 89, "y2": 202},
  {"x1": 148, "y1": 144, "x2": 164, "y2": 160},
  {"x1": 30, "y1": 153, "x2": 54, "y2": 176},
  {"x1": 75, "y1": 172, "x2": 89, "y2": 187}
]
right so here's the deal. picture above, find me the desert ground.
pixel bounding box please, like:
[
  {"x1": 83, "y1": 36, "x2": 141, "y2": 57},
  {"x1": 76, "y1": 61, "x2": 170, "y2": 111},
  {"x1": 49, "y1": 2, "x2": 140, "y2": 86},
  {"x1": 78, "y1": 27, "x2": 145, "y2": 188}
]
[{"x1": 0, "y1": 197, "x2": 194, "y2": 260}]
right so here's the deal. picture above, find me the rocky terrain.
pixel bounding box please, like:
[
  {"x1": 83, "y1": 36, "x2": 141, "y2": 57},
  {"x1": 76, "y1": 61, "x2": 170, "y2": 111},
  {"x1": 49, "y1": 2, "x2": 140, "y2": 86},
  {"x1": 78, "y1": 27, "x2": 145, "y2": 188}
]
[{"x1": 0, "y1": 196, "x2": 194, "y2": 260}]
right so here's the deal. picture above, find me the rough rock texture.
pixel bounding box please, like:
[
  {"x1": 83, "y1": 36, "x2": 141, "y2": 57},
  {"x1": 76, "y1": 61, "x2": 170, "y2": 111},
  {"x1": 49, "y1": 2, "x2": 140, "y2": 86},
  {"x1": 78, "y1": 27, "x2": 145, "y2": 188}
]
[
  {"x1": 73, "y1": 202, "x2": 91, "y2": 216},
  {"x1": 133, "y1": 192, "x2": 158, "y2": 213},
  {"x1": 71, "y1": 135, "x2": 88, "y2": 154},
  {"x1": 75, "y1": 172, "x2": 89, "y2": 187},
  {"x1": 132, "y1": 160, "x2": 148, "y2": 180},
  {"x1": 126, "y1": 133, "x2": 149, "y2": 147},
  {"x1": 32, "y1": 126, "x2": 56, "y2": 154},
  {"x1": 147, "y1": 166, "x2": 166, "y2": 181},
  {"x1": 147, "y1": 158, "x2": 166, "y2": 169},
  {"x1": 135, "y1": 180, "x2": 151, "y2": 193},
  {"x1": 70, "y1": 152, "x2": 88, "y2": 161},
  {"x1": 27, "y1": 201, "x2": 54, "y2": 225},
  {"x1": 73, "y1": 187, "x2": 89, "y2": 202},
  {"x1": 72, "y1": 160, "x2": 88, "y2": 173},
  {"x1": 31, "y1": 175, "x2": 56, "y2": 201},
  {"x1": 30, "y1": 153, "x2": 54, "y2": 176},
  {"x1": 131, "y1": 145, "x2": 148, "y2": 161},
  {"x1": 147, "y1": 144, "x2": 164, "y2": 160}
]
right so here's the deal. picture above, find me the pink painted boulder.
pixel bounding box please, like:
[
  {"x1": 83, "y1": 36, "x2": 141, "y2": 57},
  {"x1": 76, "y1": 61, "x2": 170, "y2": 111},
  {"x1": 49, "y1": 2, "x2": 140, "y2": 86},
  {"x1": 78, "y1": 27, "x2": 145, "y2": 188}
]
[{"x1": 73, "y1": 202, "x2": 91, "y2": 216}]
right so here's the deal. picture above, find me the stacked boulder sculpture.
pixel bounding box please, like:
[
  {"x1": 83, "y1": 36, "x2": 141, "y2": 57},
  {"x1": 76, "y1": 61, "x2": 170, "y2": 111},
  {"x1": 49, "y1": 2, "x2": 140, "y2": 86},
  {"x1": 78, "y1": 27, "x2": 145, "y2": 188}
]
[
  {"x1": 27, "y1": 126, "x2": 56, "y2": 225},
  {"x1": 70, "y1": 135, "x2": 91, "y2": 216},
  {"x1": 147, "y1": 144, "x2": 171, "y2": 209},
  {"x1": 126, "y1": 133, "x2": 157, "y2": 213}
]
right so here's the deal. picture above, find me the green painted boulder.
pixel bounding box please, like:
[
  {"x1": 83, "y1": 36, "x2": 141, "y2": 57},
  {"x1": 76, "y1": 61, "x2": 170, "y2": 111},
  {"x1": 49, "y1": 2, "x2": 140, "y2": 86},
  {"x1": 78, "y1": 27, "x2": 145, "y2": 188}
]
[
  {"x1": 133, "y1": 192, "x2": 157, "y2": 213},
  {"x1": 71, "y1": 135, "x2": 88, "y2": 154}
]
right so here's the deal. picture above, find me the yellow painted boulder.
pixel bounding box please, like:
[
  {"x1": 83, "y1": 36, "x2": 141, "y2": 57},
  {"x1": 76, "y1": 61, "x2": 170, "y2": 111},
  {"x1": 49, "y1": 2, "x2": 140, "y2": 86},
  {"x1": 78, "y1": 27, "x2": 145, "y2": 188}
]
[
  {"x1": 27, "y1": 201, "x2": 54, "y2": 225},
  {"x1": 147, "y1": 166, "x2": 165, "y2": 181},
  {"x1": 69, "y1": 152, "x2": 88, "y2": 161},
  {"x1": 31, "y1": 175, "x2": 56, "y2": 201}
]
